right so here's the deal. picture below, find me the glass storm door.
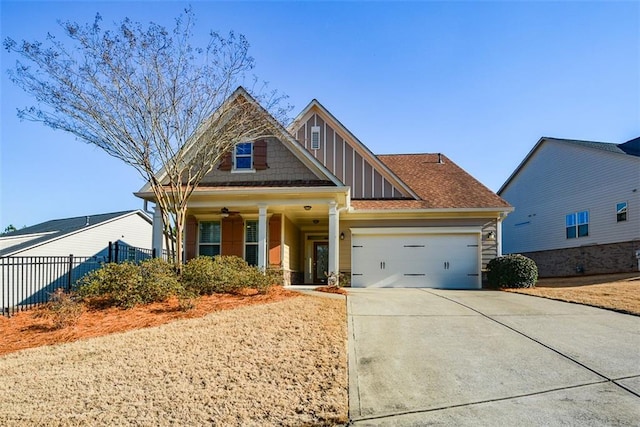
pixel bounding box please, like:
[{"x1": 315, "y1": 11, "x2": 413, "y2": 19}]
[{"x1": 313, "y1": 242, "x2": 329, "y2": 284}]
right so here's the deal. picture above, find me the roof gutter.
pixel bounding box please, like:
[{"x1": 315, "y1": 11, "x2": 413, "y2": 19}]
[{"x1": 348, "y1": 206, "x2": 513, "y2": 215}]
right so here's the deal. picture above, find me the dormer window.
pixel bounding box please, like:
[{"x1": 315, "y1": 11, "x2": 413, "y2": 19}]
[
  {"x1": 234, "y1": 142, "x2": 253, "y2": 171},
  {"x1": 311, "y1": 126, "x2": 321, "y2": 150}
]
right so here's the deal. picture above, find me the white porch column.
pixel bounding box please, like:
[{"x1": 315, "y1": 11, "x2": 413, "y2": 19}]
[
  {"x1": 496, "y1": 216, "x2": 503, "y2": 257},
  {"x1": 152, "y1": 207, "x2": 164, "y2": 258},
  {"x1": 258, "y1": 204, "x2": 268, "y2": 270},
  {"x1": 328, "y1": 201, "x2": 339, "y2": 276}
]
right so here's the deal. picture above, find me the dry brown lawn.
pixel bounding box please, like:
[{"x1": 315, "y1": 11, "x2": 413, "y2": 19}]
[
  {"x1": 505, "y1": 273, "x2": 640, "y2": 316},
  {"x1": 0, "y1": 289, "x2": 348, "y2": 426}
]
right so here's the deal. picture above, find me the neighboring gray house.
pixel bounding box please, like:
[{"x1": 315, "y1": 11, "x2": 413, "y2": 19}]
[
  {"x1": 1, "y1": 210, "x2": 155, "y2": 313},
  {"x1": 498, "y1": 136, "x2": 640, "y2": 277}
]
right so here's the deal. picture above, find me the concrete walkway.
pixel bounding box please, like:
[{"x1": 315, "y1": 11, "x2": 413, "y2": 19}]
[{"x1": 348, "y1": 288, "x2": 640, "y2": 426}]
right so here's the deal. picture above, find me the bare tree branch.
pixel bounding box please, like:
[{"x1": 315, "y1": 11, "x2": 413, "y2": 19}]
[{"x1": 4, "y1": 7, "x2": 291, "y2": 268}]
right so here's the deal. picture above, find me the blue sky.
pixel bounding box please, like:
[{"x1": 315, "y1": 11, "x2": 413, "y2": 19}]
[{"x1": 1, "y1": 1, "x2": 639, "y2": 229}]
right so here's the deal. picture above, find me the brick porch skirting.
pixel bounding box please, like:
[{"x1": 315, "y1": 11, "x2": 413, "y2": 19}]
[{"x1": 522, "y1": 240, "x2": 640, "y2": 278}]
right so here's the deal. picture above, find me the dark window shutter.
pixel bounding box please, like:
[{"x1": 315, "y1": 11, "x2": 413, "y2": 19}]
[
  {"x1": 218, "y1": 152, "x2": 233, "y2": 171},
  {"x1": 185, "y1": 215, "x2": 198, "y2": 260},
  {"x1": 253, "y1": 139, "x2": 268, "y2": 170}
]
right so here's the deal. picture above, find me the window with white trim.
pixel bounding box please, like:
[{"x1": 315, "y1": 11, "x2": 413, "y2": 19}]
[
  {"x1": 245, "y1": 220, "x2": 259, "y2": 266},
  {"x1": 566, "y1": 210, "x2": 589, "y2": 239},
  {"x1": 311, "y1": 126, "x2": 321, "y2": 150},
  {"x1": 616, "y1": 201, "x2": 628, "y2": 222},
  {"x1": 199, "y1": 221, "x2": 221, "y2": 256},
  {"x1": 234, "y1": 142, "x2": 253, "y2": 171}
]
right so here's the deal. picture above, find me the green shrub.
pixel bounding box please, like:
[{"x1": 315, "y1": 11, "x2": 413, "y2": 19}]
[
  {"x1": 265, "y1": 267, "x2": 284, "y2": 289},
  {"x1": 246, "y1": 267, "x2": 283, "y2": 294},
  {"x1": 181, "y1": 255, "x2": 281, "y2": 295},
  {"x1": 487, "y1": 254, "x2": 538, "y2": 288},
  {"x1": 76, "y1": 262, "x2": 142, "y2": 308},
  {"x1": 138, "y1": 258, "x2": 183, "y2": 303},
  {"x1": 76, "y1": 259, "x2": 186, "y2": 309},
  {"x1": 181, "y1": 256, "x2": 220, "y2": 295}
]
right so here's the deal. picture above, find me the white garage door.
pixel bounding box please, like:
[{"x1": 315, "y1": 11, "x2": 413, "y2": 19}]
[{"x1": 351, "y1": 231, "x2": 480, "y2": 289}]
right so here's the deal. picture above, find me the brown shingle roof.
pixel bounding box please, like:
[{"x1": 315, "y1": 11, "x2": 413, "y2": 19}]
[
  {"x1": 350, "y1": 199, "x2": 430, "y2": 210},
  {"x1": 375, "y1": 153, "x2": 511, "y2": 209}
]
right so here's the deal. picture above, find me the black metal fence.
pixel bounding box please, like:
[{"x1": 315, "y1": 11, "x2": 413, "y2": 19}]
[
  {"x1": 107, "y1": 241, "x2": 174, "y2": 264},
  {"x1": 1, "y1": 242, "x2": 174, "y2": 317}
]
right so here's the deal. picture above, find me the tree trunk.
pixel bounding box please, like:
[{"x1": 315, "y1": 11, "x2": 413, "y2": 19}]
[
  {"x1": 174, "y1": 206, "x2": 187, "y2": 274},
  {"x1": 161, "y1": 210, "x2": 175, "y2": 263}
]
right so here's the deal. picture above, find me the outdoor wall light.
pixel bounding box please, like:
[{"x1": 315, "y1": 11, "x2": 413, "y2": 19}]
[
  {"x1": 304, "y1": 205, "x2": 312, "y2": 211},
  {"x1": 340, "y1": 232, "x2": 345, "y2": 240},
  {"x1": 487, "y1": 231, "x2": 496, "y2": 240},
  {"x1": 221, "y1": 207, "x2": 229, "y2": 218}
]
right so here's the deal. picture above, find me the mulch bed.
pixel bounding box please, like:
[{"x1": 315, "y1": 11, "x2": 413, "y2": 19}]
[
  {"x1": 0, "y1": 286, "x2": 300, "y2": 356},
  {"x1": 314, "y1": 286, "x2": 348, "y2": 295}
]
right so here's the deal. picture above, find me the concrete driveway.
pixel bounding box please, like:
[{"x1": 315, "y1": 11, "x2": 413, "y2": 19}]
[{"x1": 348, "y1": 288, "x2": 640, "y2": 426}]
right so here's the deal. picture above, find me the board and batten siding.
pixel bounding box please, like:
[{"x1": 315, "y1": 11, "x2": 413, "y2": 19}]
[
  {"x1": 7, "y1": 213, "x2": 153, "y2": 258},
  {"x1": 501, "y1": 140, "x2": 640, "y2": 254},
  {"x1": 294, "y1": 113, "x2": 409, "y2": 199}
]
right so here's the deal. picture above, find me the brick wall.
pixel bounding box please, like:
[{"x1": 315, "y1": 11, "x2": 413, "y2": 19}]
[{"x1": 522, "y1": 240, "x2": 640, "y2": 277}]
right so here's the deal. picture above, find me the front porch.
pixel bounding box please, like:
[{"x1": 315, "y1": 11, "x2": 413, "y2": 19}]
[{"x1": 151, "y1": 187, "x2": 349, "y2": 285}]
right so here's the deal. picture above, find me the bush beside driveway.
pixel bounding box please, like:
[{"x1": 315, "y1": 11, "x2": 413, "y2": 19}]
[{"x1": 0, "y1": 295, "x2": 348, "y2": 426}]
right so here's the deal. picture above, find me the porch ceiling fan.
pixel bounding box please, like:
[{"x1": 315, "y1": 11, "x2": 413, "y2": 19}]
[{"x1": 220, "y1": 207, "x2": 240, "y2": 218}]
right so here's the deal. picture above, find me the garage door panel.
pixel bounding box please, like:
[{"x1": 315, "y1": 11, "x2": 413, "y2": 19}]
[{"x1": 351, "y1": 232, "x2": 480, "y2": 289}]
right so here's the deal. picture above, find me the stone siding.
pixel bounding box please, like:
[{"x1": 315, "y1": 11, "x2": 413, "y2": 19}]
[
  {"x1": 522, "y1": 240, "x2": 640, "y2": 277},
  {"x1": 288, "y1": 271, "x2": 304, "y2": 285}
]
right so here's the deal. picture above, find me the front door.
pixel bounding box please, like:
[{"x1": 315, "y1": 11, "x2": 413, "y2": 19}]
[{"x1": 313, "y1": 241, "x2": 329, "y2": 284}]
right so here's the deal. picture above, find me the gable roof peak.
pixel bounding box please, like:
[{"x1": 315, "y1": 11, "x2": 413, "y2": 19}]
[
  {"x1": 289, "y1": 99, "x2": 420, "y2": 200},
  {"x1": 619, "y1": 136, "x2": 640, "y2": 156},
  {"x1": 136, "y1": 87, "x2": 345, "y2": 196},
  {"x1": 498, "y1": 135, "x2": 639, "y2": 194}
]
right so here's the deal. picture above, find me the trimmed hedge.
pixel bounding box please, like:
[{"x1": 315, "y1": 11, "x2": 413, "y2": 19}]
[
  {"x1": 487, "y1": 254, "x2": 538, "y2": 288},
  {"x1": 76, "y1": 255, "x2": 283, "y2": 309},
  {"x1": 76, "y1": 259, "x2": 184, "y2": 309},
  {"x1": 181, "y1": 255, "x2": 282, "y2": 296}
]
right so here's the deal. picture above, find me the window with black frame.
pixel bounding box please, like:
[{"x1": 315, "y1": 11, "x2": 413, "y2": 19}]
[
  {"x1": 199, "y1": 221, "x2": 221, "y2": 257},
  {"x1": 245, "y1": 220, "x2": 258, "y2": 266}
]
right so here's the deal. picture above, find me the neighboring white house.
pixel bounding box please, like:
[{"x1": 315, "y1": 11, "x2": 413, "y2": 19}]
[
  {"x1": 1, "y1": 210, "x2": 155, "y2": 313},
  {"x1": 0, "y1": 210, "x2": 154, "y2": 257},
  {"x1": 498, "y1": 136, "x2": 640, "y2": 277}
]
